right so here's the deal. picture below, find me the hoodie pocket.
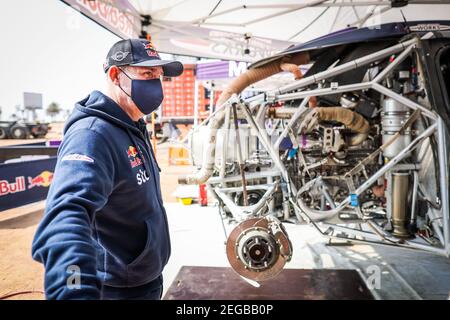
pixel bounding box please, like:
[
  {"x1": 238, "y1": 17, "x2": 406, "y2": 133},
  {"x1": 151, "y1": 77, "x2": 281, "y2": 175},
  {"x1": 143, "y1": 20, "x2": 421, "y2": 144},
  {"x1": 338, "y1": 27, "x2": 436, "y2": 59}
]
[
  {"x1": 102, "y1": 218, "x2": 167, "y2": 287},
  {"x1": 125, "y1": 218, "x2": 166, "y2": 286}
]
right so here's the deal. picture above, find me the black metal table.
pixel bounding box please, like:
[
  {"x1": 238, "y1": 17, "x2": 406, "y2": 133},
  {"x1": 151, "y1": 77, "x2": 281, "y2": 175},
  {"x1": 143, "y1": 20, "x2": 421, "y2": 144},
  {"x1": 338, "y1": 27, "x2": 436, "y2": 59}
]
[{"x1": 163, "y1": 266, "x2": 373, "y2": 300}]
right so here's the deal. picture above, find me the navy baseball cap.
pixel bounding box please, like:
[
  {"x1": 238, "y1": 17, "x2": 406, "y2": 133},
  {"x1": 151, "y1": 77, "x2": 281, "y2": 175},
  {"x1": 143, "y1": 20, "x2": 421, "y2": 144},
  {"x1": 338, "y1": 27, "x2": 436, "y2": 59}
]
[{"x1": 103, "y1": 39, "x2": 184, "y2": 77}]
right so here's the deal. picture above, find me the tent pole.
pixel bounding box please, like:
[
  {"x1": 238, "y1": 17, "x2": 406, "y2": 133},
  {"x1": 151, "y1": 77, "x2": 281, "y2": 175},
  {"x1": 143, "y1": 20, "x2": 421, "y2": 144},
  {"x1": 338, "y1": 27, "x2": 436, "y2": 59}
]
[{"x1": 194, "y1": 79, "x2": 199, "y2": 128}]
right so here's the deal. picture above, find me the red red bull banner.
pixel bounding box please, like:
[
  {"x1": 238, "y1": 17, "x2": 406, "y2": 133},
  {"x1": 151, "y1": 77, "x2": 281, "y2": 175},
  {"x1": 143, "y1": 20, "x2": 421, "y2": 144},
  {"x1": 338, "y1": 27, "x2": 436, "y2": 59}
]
[
  {"x1": 61, "y1": 0, "x2": 140, "y2": 39},
  {"x1": 0, "y1": 158, "x2": 57, "y2": 211}
]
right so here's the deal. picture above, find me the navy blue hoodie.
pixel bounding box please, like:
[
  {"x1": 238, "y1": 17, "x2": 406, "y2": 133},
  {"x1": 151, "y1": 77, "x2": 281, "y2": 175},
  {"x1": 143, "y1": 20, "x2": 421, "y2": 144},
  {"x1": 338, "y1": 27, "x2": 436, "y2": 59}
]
[{"x1": 32, "y1": 91, "x2": 171, "y2": 299}]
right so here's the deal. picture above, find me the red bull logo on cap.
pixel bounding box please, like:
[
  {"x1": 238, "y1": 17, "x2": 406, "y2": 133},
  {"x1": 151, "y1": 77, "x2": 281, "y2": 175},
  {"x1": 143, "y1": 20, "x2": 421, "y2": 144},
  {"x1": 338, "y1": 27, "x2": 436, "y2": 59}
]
[
  {"x1": 146, "y1": 50, "x2": 159, "y2": 58},
  {"x1": 127, "y1": 146, "x2": 143, "y2": 168},
  {"x1": 143, "y1": 42, "x2": 155, "y2": 50},
  {"x1": 142, "y1": 40, "x2": 159, "y2": 58},
  {"x1": 28, "y1": 171, "x2": 54, "y2": 189}
]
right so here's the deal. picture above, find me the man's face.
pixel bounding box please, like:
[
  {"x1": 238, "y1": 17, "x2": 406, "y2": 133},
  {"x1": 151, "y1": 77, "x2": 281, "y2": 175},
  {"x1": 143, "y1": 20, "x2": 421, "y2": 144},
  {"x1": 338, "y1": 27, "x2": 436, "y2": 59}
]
[
  {"x1": 118, "y1": 65, "x2": 164, "y2": 94},
  {"x1": 112, "y1": 65, "x2": 164, "y2": 119}
]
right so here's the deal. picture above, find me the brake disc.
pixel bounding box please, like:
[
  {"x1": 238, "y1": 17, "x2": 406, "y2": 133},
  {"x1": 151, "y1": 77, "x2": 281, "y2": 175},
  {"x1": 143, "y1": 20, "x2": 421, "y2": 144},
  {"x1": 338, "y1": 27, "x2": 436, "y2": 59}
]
[{"x1": 226, "y1": 216, "x2": 293, "y2": 282}]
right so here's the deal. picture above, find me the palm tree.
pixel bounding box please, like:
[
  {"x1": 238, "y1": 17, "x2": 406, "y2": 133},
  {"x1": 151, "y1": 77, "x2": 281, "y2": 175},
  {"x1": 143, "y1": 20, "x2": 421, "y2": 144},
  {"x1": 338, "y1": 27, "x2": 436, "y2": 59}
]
[{"x1": 46, "y1": 102, "x2": 61, "y2": 122}]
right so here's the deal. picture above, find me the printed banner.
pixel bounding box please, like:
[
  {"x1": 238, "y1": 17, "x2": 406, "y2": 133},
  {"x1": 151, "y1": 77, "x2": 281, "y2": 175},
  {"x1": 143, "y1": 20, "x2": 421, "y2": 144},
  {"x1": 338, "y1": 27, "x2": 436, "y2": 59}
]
[
  {"x1": 61, "y1": 0, "x2": 140, "y2": 39},
  {"x1": 0, "y1": 157, "x2": 57, "y2": 211}
]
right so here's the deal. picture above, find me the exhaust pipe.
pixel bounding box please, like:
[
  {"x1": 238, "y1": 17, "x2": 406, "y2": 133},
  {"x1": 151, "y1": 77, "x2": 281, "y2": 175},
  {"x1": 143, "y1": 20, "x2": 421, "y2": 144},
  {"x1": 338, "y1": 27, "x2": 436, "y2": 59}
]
[
  {"x1": 316, "y1": 107, "x2": 369, "y2": 133},
  {"x1": 316, "y1": 107, "x2": 369, "y2": 146}
]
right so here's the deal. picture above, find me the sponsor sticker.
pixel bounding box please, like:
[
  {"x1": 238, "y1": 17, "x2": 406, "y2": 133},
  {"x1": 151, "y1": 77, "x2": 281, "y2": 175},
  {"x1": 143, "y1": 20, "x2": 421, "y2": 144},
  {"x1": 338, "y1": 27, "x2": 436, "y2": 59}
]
[{"x1": 62, "y1": 153, "x2": 94, "y2": 163}]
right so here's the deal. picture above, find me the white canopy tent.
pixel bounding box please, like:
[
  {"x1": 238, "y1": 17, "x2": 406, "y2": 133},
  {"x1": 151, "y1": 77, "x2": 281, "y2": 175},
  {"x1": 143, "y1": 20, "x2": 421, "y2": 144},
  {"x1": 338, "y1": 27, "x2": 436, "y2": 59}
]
[
  {"x1": 60, "y1": 0, "x2": 450, "y2": 121},
  {"x1": 130, "y1": 0, "x2": 450, "y2": 61},
  {"x1": 62, "y1": 0, "x2": 450, "y2": 62}
]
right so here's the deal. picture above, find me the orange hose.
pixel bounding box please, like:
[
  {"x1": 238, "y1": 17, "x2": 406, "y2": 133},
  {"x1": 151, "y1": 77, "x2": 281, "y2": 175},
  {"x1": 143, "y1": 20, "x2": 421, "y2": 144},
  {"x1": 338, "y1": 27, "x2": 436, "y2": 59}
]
[
  {"x1": 280, "y1": 62, "x2": 302, "y2": 80},
  {"x1": 216, "y1": 52, "x2": 310, "y2": 106}
]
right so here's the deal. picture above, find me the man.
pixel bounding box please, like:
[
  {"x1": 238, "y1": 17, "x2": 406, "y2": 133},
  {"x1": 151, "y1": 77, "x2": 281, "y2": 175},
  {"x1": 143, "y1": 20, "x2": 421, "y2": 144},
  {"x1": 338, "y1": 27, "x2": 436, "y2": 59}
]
[{"x1": 31, "y1": 39, "x2": 183, "y2": 299}]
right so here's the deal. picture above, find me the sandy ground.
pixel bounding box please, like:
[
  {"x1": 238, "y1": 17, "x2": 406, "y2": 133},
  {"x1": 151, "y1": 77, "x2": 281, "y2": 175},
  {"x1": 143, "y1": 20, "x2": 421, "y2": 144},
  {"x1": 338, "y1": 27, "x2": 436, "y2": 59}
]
[
  {"x1": 0, "y1": 123, "x2": 197, "y2": 299},
  {"x1": 0, "y1": 202, "x2": 46, "y2": 299}
]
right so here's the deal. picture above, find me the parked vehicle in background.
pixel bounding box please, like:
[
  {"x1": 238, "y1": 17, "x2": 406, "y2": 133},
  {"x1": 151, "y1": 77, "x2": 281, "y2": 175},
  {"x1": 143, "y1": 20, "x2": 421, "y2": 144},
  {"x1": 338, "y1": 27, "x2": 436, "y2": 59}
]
[{"x1": 0, "y1": 120, "x2": 50, "y2": 139}]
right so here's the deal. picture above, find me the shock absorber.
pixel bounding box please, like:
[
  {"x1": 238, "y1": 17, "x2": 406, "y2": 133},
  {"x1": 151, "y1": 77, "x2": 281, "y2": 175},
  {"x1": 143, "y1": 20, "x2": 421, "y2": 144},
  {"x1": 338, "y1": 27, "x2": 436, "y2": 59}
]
[
  {"x1": 382, "y1": 97, "x2": 414, "y2": 238},
  {"x1": 391, "y1": 172, "x2": 412, "y2": 238}
]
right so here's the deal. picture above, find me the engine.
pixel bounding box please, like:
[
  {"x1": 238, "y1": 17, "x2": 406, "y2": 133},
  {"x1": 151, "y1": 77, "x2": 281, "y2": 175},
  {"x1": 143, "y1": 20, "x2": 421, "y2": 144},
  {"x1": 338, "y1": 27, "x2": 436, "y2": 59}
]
[{"x1": 180, "y1": 35, "x2": 449, "y2": 282}]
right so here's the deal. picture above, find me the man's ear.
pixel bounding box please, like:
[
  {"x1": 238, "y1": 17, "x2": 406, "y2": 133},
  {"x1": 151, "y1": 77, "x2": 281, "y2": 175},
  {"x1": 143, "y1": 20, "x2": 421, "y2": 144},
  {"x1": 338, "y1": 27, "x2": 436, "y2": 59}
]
[{"x1": 108, "y1": 66, "x2": 120, "y2": 85}]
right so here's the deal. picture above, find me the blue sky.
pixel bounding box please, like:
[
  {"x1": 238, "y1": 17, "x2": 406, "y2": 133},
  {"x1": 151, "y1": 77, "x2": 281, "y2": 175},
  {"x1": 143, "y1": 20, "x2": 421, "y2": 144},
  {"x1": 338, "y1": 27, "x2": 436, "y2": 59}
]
[{"x1": 0, "y1": 0, "x2": 121, "y2": 120}]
